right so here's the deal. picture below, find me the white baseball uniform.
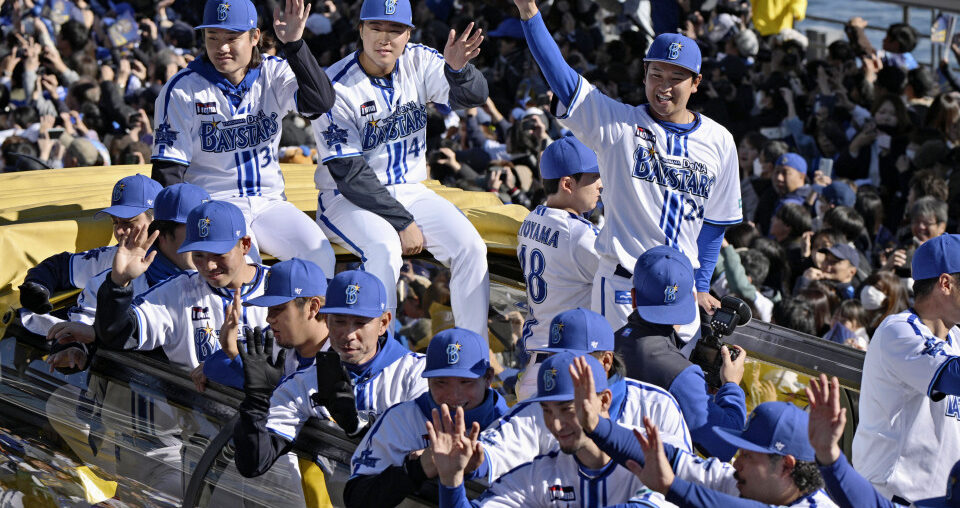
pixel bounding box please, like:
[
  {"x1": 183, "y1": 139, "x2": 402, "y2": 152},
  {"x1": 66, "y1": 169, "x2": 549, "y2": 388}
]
[
  {"x1": 478, "y1": 377, "x2": 691, "y2": 483},
  {"x1": 853, "y1": 309, "x2": 960, "y2": 502},
  {"x1": 554, "y1": 77, "x2": 741, "y2": 333},
  {"x1": 515, "y1": 205, "x2": 600, "y2": 399},
  {"x1": 152, "y1": 56, "x2": 334, "y2": 275},
  {"x1": 310, "y1": 45, "x2": 489, "y2": 335}
]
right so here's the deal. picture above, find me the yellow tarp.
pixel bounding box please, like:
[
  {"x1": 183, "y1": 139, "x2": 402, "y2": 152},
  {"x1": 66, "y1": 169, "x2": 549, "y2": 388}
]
[{"x1": 0, "y1": 164, "x2": 528, "y2": 334}]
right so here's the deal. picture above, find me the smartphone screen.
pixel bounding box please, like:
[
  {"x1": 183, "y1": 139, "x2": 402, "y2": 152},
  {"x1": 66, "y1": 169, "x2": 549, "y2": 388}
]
[
  {"x1": 818, "y1": 158, "x2": 834, "y2": 178},
  {"x1": 876, "y1": 133, "x2": 892, "y2": 150},
  {"x1": 314, "y1": 351, "x2": 345, "y2": 402}
]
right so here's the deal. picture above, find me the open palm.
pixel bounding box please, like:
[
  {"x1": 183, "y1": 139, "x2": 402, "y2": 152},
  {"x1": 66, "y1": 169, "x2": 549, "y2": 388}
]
[
  {"x1": 110, "y1": 225, "x2": 158, "y2": 286},
  {"x1": 273, "y1": 0, "x2": 311, "y2": 44}
]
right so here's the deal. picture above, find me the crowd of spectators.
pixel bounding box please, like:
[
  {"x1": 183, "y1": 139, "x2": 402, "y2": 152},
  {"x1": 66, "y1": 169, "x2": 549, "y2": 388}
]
[{"x1": 2, "y1": 0, "x2": 959, "y2": 349}]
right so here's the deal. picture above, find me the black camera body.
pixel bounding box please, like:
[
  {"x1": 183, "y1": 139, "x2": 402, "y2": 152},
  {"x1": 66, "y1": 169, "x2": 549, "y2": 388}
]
[{"x1": 690, "y1": 295, "x2": 752, "y2": 389}]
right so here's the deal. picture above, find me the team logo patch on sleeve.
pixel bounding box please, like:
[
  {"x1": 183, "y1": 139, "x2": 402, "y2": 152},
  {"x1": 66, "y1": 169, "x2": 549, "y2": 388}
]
[
  {"x1": 360, "y1": 101, "x2": 377, "y2": 116},
  {"x1": 155, "y1": 122, "x2": 179, "y2": 147},
  {"x1": 195, "y1": 102, "x2": 218, "y2": 115},
  {"x1": 322, "y1": 123, "x2": 349, "y2": 147},
  {"x1": 548, "y1": 485, "x2": 576, "y2": 501},
  {"x1": 635, "y1": 126, "x2": 654, "y2": 142},
  {"x1": 353, "y1": 449, "x2": 380, "y2": 474}
]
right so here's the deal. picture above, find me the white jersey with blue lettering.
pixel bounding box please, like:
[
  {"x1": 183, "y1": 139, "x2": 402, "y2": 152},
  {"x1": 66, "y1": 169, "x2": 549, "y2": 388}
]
[
  {"x1": 479, "y1": 377, "x2": 691, "y2": 483},
  {"x1": 517, "y1": 205, "x2": 600, "y2": 350},
  {"x1": 554, "y1": 76, "x2": 742, "y2": 271},
  {"x1": 151, "y1": 56, "x2": 295, "y2": 200},
  {"x1": 311, "y1": 44, "x2": 451, "y2": 190},
  {"x1": 70, "y1": 268, "x2": 151, "y2": 325},
  {"x1": 124, "y1": 265, "x2": 269, "y2": 368},
  {"x1": 853, "y1": 310, "x2": 960, "y2": 502},
  {"x1": 475, "y1": 450, "x2": 673, "y2": 507},
  {"x1": 265, "y1": 352, "x2": 427, "y2": 441},
  {"x1": 69, "y1": 246, "x2": 118, "y2": 288}
]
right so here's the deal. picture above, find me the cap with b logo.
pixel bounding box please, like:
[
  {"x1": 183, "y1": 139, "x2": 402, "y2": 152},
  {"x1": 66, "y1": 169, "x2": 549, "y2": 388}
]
[
  {"x1": 539, "y1": 135, "x2": 599, "y2": 180},
  {"x1": 527, "y1": 352, "x2": 608, "y2": 403},
  {"x1": 912, "y1": 234, "x2": 960, "y2": 281},
  {"x1": 632, "y1": 245, "x2": 695, "y2": 326},
  {"x1": 531, "y1": 307, "x2": 613, "y2": 354},
  {"x1": 644, "y1": 33, "x2": 701, "y2": 75},
  {"x1": 422, "y1": 328, "x2": 490, "y2": 379},
  {"x1": 245, "y1": 258, "x2": 328, "y2": 308},
  {"x1": 154, "y1": 183, "x2": 210, "y2": 224},
  {"x1": 776, "y1": 152, "x2": 808, "y2": 176},
  {"x1": 712, "y1": 401, "x2": 816, "y2": 461},
  {"x1": 360, "y1": 0, "x2": 413, "y2": 28},
  {"x1": 197, "y1": 0, "x2": 257, "y2": 32},
  {"x1": 98, "y1": 174, "x2": 163, "y2": 219},
  {"x1": 177, "y1": 200, "x2": 247, "y2": 254},
  {"x1": 320, "y1": 270, "x2": 387, "y2": 318}
]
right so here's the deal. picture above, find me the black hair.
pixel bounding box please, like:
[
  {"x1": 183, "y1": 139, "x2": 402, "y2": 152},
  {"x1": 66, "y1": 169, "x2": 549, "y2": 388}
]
[
  {"x1": 772, "y1": 299, "x2": 817, "y2": 336},
  {"x1": 726, "y1": 222, "x2": 760, "y2": 249},
  {"x1": 751, "y1": 236, "x2": 792, "y2": 294},
  {"x1": 760, "y1": 140, "x2": 789, "y2": 164},
  {"x1": 835, "y1": 299, "x2": 867, "y2": 329},
  {"x1": 855, "y1": 189, "x2": 885, "y2": 236},
  {"x1": 822, "y1": 206, "x2": 866, "y2": 244},
  {"x1": 769, "y1": 455, "x2": 825, "y2": 493},
  {"x1": 827, "y1": 40, "x2": 855, "y2": 63},
  {"x1": 740, "y1": 249, "x2": 771, "y2": 285},
  {"x1": 12, "y1": 105, "x2": 38, "y2": 128},
  {"x1": 909, "y1": 169, "x2": 949, "y2": 203},
  {"x1": 907, "y1": 67, "x2": 938, "y2": 99},
  {"x1": 542, "y1": 173, "x2": 586, "y2": 196},
  {"x1": 914, "y1": 273, "x2": 960, "y2": 301},
  {"x1": 775, "y1": 203, "x2": 813, "y2": 240},
  {"x1": 60, "y1": 20, "x2": 90, "y2": 52},
  {"x1": 148, "y1": 219, "x2": 180, "y2": 239},
  {"x1": 293, "y1": 295, "x2": 327, "y2": 320},
  {"x1": 876, "y1": 65, "x2": 907, "y2": 95},
  {"x1": 886, "y1": 23, "x2": 918, "y2": 53}
]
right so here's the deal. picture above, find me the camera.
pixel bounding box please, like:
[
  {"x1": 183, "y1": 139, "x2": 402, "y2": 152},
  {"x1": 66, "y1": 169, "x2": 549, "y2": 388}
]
[{"x1": 690, "y1": 295, "x2": 752, "y2": 389}]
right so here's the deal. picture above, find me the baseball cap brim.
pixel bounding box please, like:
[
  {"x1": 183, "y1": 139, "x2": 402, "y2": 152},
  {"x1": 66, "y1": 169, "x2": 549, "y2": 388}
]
[
  {"x1": 422, "y1": 367, "x2": 485, "y2": 379},
  {"x1": 96, "y1": 205, "x2": 151, "y2": 219},
  {"x1": 711, "y1": 427, "x2": 781, "y2": 456},
  {"x1": 635, "y1": 298, "x2": 695, "y2": 326},
  {"x1": 196, "y1": 22, "x2": 251, "y2": 31},
  {"x1": 642, "y1": 58, "x2": 700, "y2": 75},
  {"x1": 529, "y1": 346, "x2": 591, "y2": 354},
  {"x1": 526, "y1": 392, "x2": 574, "y2": 403},
  {"x1": 359, "y1": 16, "x2": 414, "y2": 27},
  {"x1": 177, "y1": 239, "x2": 238, "y2": 255},
  {"x1": 319, "y1": 305, "x2": 384, "y2": 318},
  {"x1": 244, "y1": 294, "x2": 296, "y2": 307}
]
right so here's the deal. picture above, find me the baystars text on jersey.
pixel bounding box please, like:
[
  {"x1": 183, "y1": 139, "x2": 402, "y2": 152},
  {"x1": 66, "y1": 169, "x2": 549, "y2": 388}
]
[
  {"x1": 360, "y1": 101, "x2": 427, "y2": 152},
  {"x1": 199, "y1": 110, "x2": 280, "y2": 153}
]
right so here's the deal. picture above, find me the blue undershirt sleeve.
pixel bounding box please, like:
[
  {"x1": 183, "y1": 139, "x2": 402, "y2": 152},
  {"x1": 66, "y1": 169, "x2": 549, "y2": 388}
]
[
  {"x1": 695, "y1": 223, "x2": 726, "y2": 292},
  {"x1": 520, "y1": 12, "x2": 581, "y2": 107},
  {"x1": 667, "y1": 477, "x2": 773, "y2": 508},
  {"x1": 438, "y1": 483, "x2": 475, "y2": 508},
  {"x1": 202, "y1": 349, "x2": 245, "y2": 390},
  {"x1": 819, "y1": 453, "x2": 901, "y2": 508},
  {"x1": 585, "y1": 417, "x2": 682, "y2": 468},
  {"x1": 931, "y1": 357, "x2": 960, "y2": 400}
]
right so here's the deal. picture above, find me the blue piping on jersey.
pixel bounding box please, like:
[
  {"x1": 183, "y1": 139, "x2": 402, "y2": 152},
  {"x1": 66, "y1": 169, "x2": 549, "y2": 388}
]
[
  {"x1": 318, "y1": 213, "x2": 368, "y2": 265},
  {"x1": 643, "y1": 104, "x2": 702, "y2": 135},
  {"x1": 332, "y1": 53, "x2": 360, "y2": 84},
  {"x1": 600, "y1": 277, "x2": 606, "y2": 316},
  {"x1": 555, "y1": 75, "x2": 584, "y2": 121},
  {"x1": 321, "y1": 151, "x2": 362, "y2": 163},
  {"x1": 703, "y1": 218, "x2": 743, "y2": 226},
  {"x1": 160, "y1": 69, "x2": 196, "y2": 122},
  {"x1": 150, "y1": 154, "x2": 190, "y2": 166}
]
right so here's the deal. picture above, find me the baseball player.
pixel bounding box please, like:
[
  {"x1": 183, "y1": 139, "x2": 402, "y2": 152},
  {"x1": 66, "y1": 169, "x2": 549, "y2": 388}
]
[
  {"x1": 151, "y1": 0, "x2": 336, "y2": 275},
  {"x1": 574, "y1": 359, "x2": 836, "y2": 508},
  {"x1": 344, "y1": 328, "x2": 508, "y2": 508},
  {"x1": 515, "y1": 135, "x2": 602, "y2": 400},
  {"x1": 234, "y1": 270, "x2": 427, "y2": 479},
  {"x1": 430, "y1": 353, "x2": 672, "y2": 507},
  {"x1": 513, "y1": 0, "x2": 742, "y2": 341},
  {"x1": 473, "y1": 307, "x2": 691, "y2": 484},
  {"x1": 853, "y1": 234, "x2": 960, "y2": 504},
  {"x1": 17, "y1": 173, "x2": 162, "y2": 336},
  {"x1": 309, "y1": 0, "x2": 490, "y2": 335}
]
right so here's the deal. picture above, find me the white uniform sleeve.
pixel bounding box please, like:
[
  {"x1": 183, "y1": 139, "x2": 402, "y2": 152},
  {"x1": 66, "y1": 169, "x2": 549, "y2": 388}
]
[
  {"x1": 349, "y1": 404, "x2": 417, "y2": 477},
  {"x1": 478, "y1": 404, "x2": 555, "y2": 482},
  {"x1": 416, "y1": 45, "x2": 452, "y2": 106},
  {"x1": 69, "y1": 246, "x2": 116, "y2": 288},
  {"x1": 648, "y1": 396, "x2": 694, "y2": 454},
  {"x1": 271, "y1": 58, "x2": 299, "y2": 115},
  {"x1": 553, "y1": 76, "x2": 633, "y2": 153},
  {"x1": 151, "y1": 79, "x2": 195, "y2": 165},
  {"x1": 878, "y1": 320, "x2": 960, "y2": 398},
  {"x1": 265, "y1": 371, "x2": 326, "y2": 441},
  {"x1": 671, "y1": 449, "x2": 739, "y2": 495},
  {"x1": 476, "y1": 462, "x2": 542, "y2": 508},
  {"x1": 129, "y1": 278, "x2": 184, "y2": 351},
  {"x1": 68, "y1": 271, "x2": 107, "y2": 325},
  {"x1": 702, "y1": 130, "x2": 743, "y2": 225},
  {"x1": 571, "y1": 223, "x2": 600, "y2": 282},
  {"x1": 312, "y1": 96, "x2": 364, "y2": 163}
]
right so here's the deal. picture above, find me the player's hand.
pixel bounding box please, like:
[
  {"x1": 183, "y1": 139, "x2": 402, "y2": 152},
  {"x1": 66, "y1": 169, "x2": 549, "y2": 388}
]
[
  {"x1": 625, "y1": 417, "x2": 674, "y2": 495},
  {"x1": 191, "y1": 364, "x2": 207, "y2": 392},
  {"x1": 110, "y1": 224, "x2": 159, "y2": 287},
  {"x1": 569, "y1": 355, "x2": 602, "y2": 433},
  {"x1": 426, "y1": 404, "x2": 481, "y2": 488},
  {"x1": 46, "y1": 347, "x2": 88, "y2": 373},
  {"x1": 399, "y1": 221, "x2": 424, "y2": 255},
  {"x1": 273, "y1": 0, "x2": 311, "y2": 44},
  {"x1": 48, "y1": 321, "x2": 95, "y2": 344},
  {"x1": 238, "y1": 327, "x2": 286, "y2": 396},
  {"x1": 696, "y1": 291, "x2": 720, "y2": 316},
  {"x1": 219, "y1": 291, "x2": 242, "y2": 359},
  {"x1": 806, "y1": 374, "x2": 846, "y2": 465},
  {"x1": 18, "y1": 281, "x2": 53, "y2": 314},
  {"x1": 443, "y1": 22, "x2": 483, "y2": 71},
  {"x1": 719, "y1": 345, "x2": 746, "y2": 385},
  {"x1": 415, "y1": 447, "x2": 439, "y2": 478}
]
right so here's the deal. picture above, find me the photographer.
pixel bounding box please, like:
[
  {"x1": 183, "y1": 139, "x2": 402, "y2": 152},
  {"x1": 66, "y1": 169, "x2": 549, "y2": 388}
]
[{"x1": 615, "y1": 245, "x2": 748, "y2": 461}]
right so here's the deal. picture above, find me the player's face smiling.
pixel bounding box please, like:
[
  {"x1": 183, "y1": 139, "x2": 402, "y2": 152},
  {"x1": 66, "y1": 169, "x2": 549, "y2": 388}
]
[
  {"x1": 540, "y1": 400, "x2": 586, "y2": 454},
  {"x1": 428, "y1": 376, "x2": 488, "y2": 410},
  {"x1": 644, "y1": 61, "x2": 701, "y2": 123},
  {"x1": 772, "y1": 165, "x2": 805, "y2": 195},
  {"x1": 191, "y1": 241, "x2": 248, "y2": 288},
  {"x1": 732, "y1": 450, "x2": 795, "y2": 503},
  {"x1": 327, "y1": 313, "x2": 388, "y2": 365},
  {"x1": 111, "y1": 212, "x2": 152, "y2": 243},
  {"x1": 204, "y1": 28, "x2": 261, "y2": 85},
  {"x1": 359, "y1": 21, "x2": 411, "y2": 77}
]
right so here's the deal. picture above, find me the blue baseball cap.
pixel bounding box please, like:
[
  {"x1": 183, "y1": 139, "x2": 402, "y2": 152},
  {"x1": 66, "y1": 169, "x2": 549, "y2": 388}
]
[
  {"x1": 320, "y1": 270, "x2": 387, "y2": 318},
  {"x1": 245, "y1": 258, "x2": 328, "y2": 308},
  {"x1": 528, "y1": 352, "x2": 608, "y2": 403},
  {"x1": 914, "y1": 459, "x2": 960, "y2": 507},
  {"x1": 360, "y1": 0, "x2": 413, "y2": 28},
  {"x1": 819, "y1": 244, "x2": 860, "y2": 266},
  {"x1": 98, "y1": 174, "x2": 162, "y2": 219},
  {"x1": 154, "y1": 183, "x2": 210, "y2": 224},
  {"x1": 531, "y1": 308, "x2": 613, "y2": 354},
  {"x1": 821, "y1": 181, "x2": 856, "y2": 208},
  {"x1": 913, "y1": 234, "x2": 960, "y2": 281},
  {"x1": 177, "y1": 200, "x2": 247, "y2": 254},
  {"x1": 422, "y1": 328, "x2": 490, "y2": 379},
  {"x1": 712, "y1": 401, "x2": 816, "y2": 462},
  {"x1": 196, "y1": 0, "x2": 257, "y2": 32},
  {"x1": 540, "y1": 135, "x2": 599, "y2": 180},
  {"x1": 776, "y1": 153, "x2": 808, "y2": 176},
  {"x1": 632, "y1": 245, "x2": 695, "y2": 325},
  {"x1": 488, "y1": 18, "x2": 524, "y2": 40},
  {"x1": 644, "y1": 33, "x2": 701, "y2": 75}
]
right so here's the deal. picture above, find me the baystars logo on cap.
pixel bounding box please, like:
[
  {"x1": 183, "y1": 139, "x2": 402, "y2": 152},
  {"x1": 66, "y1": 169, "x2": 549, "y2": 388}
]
[
  {"x1": 345, "y1": 284, "x2": 360, "y2": 305},
  {"x1": 198, "y1": 217, "x2": 211, "y2": 238},
  {"x1": 543, "y1": 368, "x2": 558, "y2": 391},
  {"x1": 550, "y1": 322, "x2": 564, "y2": 344},
  {"x1": 446, "y1": 343, "x2": 461, "y2": 364},
  {"x1": 384, "y1": 0, "x2": 397, "y2": 15},
  {"x1": 664, "y1": 283, "x2": 679, "y2": 303},
  {"x1": 668, "y1": 42, "x2": 682, "y2": 59},
  {"x1": 217, "y1": 1, "x2": 230, "y2": 21},
  {"x1": 112, "y1": 182, "x2": 125, "y2": 202}
]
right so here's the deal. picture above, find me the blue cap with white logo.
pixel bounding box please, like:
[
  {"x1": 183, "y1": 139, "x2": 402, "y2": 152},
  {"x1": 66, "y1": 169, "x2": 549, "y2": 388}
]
[
  {"x1": 632, "y1": 245, "x2": 695, "y2": 326},
  {"x1": 320, "y1": 270, "x2": 388, "y2": 318},
  {"x1": 154, "y1": 183, "x2": 210, "y2": 224},
  {"x1": 540, "y1": 135, "x2": 599, "y2": 180},
  {"x1": 712, "y1": 401, "x2": 816, "y2": 462},
  {"x1": 245, "y1": 258, "x2": 328, "y2": 308},
  {"x1": 197, "y1": 0, "x2": 258, "y2": 32},
  {"x1": 776, "y1": 152, "x2": 808, "y2": 177},
  {"x1": 360, "y1": 0, "x2": 413, "y2": 28},
  {"x1": 177, "y1": 200, "x2": 247, "y2": 255},
  {"x1": 422, "y1": 328, "x2": 490, "y2": 379},
  {"x1": 98, "y1": 174, "x2": 163, "y2": 219},
  {"x1": 488, "y1": 17, "x2": 524, "y2": 40},
  {"x1": 527, "y1": 352, "x2": 608, "y2": 403},
  {"x1": 644, "y1": 33, "x2": 701, "y2": 75},
  {"x1": 531, "y1": 308, "x2": 613, "y2": 354},
  {"x1": 912, "y1": 234, "x2": 960, "y2": 281}
]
